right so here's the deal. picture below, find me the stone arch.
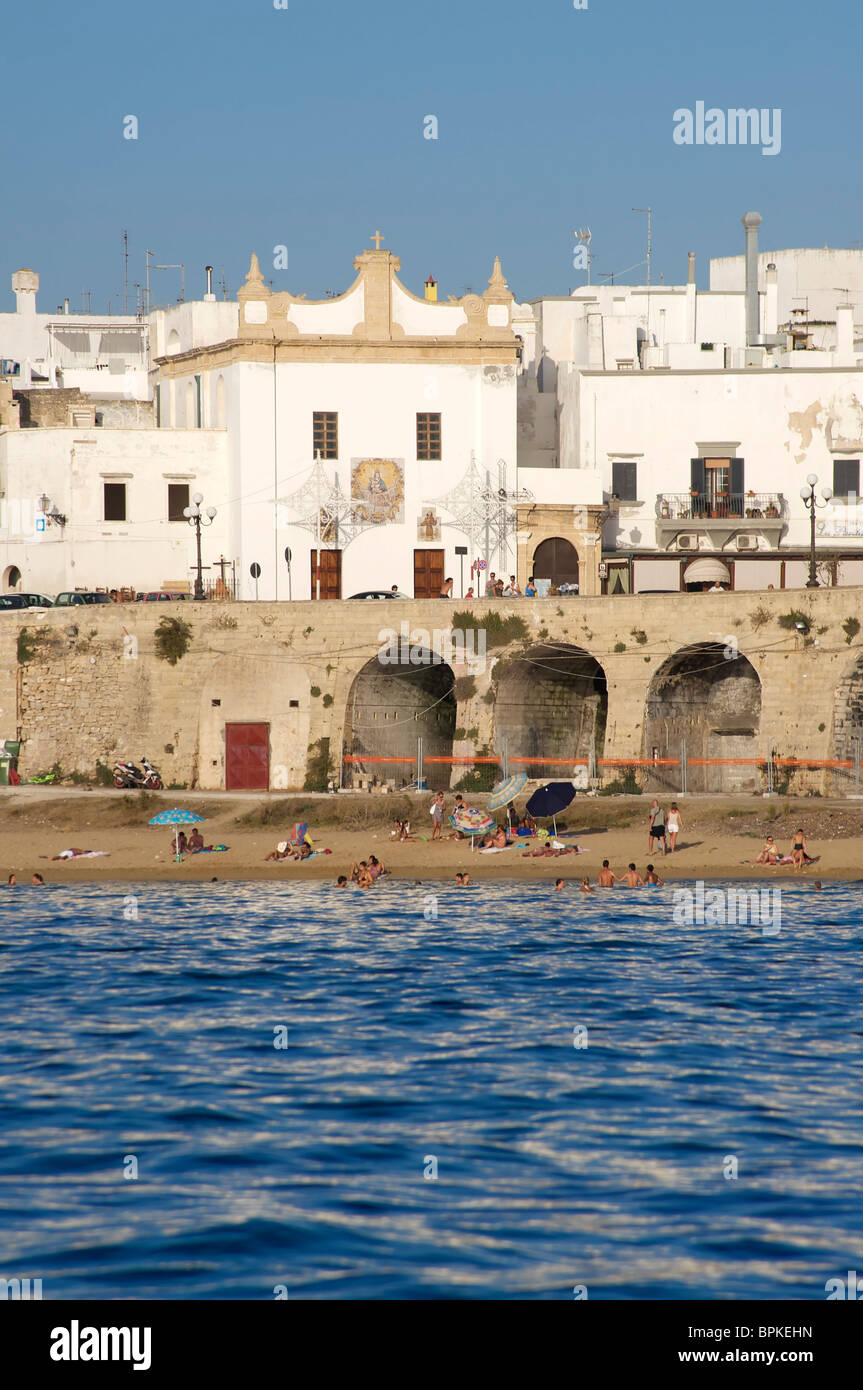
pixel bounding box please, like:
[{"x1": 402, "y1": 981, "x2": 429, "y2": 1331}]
[
  {"x1": 833, "y1": 653, "x2": 863, "y2": 792},
  {"x1": 644, "y1": 643, "x2": 761, "y2": 793},
  {"x1": 532, "y1": 536, "x2": 579, "y2": 590},
  {"x1": 344, "y1": 649, "x2": 455, "y2": 791},
  {"x1": 494, "y1": 643, "x2": 607, "y2": 779},
  {"x1": 3, "y1": 565, "x2": 21, "y2": 589}
]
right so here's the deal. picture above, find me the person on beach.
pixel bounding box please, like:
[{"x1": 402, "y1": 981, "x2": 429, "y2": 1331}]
[
  {"x1": 648, "y1": 800, "x2": 666, "y2": 856},
  {"x1": 598, "y1": 860, "x2": 615, "y2": 887},
  {"x1": 754, "y1": 836, "x2": 780, "y2": 865},
  {"x1": 644, "y1": 864, "x2": 664, "y2": 885},
  {"x1": 336, "y1": 875, "x2": 348, "y2": 888},
  {"x1": 430, "y1": 792, "x2": 445, "y2": 840},
  {"x1": 555, "y1": 878, "x2": 565, "y2": 892},
  {"x1": 367, "y1": 855, "x2": 386, "y2": 880},
  {"x1": 580, "y1": 876, "x2": 594, "y2": 893},
  {"x1": 619, "y1": 863, "x2": 645, "y2": 888},
  {"x1": 187, "y1": 829, "x2": 204, "y2": 854},
  {"x1": 31, "y1": 873, "x2": 44, "y2": 885},
  {"x1": 175, "y1": 831, "x2": 188, "y2": 855},
  {"x1": 478, "y1": 825, "x2": 508, "y2": 849},
  {"x1": 666, "y1": 803, "x2": 683, "y2": 853},
  {"x1": 791, "y1": 829, "x2": 812, "y2": 869}
]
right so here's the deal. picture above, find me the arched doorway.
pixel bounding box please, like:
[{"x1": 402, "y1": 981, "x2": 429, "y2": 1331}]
[
  {"x1": 3, "y1": 565, "x2": 21, "y2": 590},
  {"x1": 645, "y1": 643, "x2": 761, "y2": 792},
  {"x1": 532, "y1": 537, "x2": 579, "y2": 591},
  {"x1": 494, "y1": 643, "x2": 607, "y2": 780},
  {"x1": 344, "y1": 650, "x2": 456, "y2": 791}
]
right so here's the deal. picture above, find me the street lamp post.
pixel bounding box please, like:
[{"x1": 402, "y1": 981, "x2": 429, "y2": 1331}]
[
  {"x1": 183, "y1": 491, "x2": 218, "y2": 600},
  {"x1": 799, "y1": 473, "x2": 833, "y2": 588}
]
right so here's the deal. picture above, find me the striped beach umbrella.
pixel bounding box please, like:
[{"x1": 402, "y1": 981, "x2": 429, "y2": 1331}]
[{"x1": 449, "y1": 805, "x2": 496, "y2": 850}]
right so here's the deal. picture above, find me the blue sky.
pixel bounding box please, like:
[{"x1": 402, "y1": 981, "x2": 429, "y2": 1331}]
[{"x1": 3, "y1": 0, "x2": 860, "y2": 312}]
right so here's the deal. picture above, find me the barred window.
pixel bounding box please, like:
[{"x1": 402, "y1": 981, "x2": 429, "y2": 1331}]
[
  {"x1": 417, "y1": 412, "x2": 441, "y2": 461},
  {"x1": 313, "y1": 412, "x2": 338, "y2": 460}
]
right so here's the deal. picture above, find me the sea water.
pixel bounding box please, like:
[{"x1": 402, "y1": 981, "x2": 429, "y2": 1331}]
[{"x1": 0, "y1": 879, "x2": 861, "y2": 1300}]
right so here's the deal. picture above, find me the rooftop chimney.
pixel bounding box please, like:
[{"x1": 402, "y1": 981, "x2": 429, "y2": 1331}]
[
  {"x1": 204, "y1": 265, "x2": 216, "y2": 302},
  {"x1": 686, "y1": 252, "x2": 696, "y2": 343},
  {"x1": 742, "y1": 211, "x2": 762, "y2": 346},
  {"x1": 425, "y1": 275, "x2": 438, "y2": 302},
  {"x1": 12, "y1": 268, "x2": 39, "y2": 315}
]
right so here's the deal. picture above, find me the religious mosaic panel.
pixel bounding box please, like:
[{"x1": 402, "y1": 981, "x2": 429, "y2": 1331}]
[
  {"x1": 417, "y1": 506, "x2": 441, "y2": 542},
  {"x1": 351, "y1": 458, "x2": 405, "y2": 524}
]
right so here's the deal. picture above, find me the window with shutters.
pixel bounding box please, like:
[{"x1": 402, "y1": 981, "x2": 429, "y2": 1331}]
[
  {"x1": 313, "y1": 412, "x2": 338, "y2": 460},
  {"x1": 611, "y1": 461, "x2": 637, "y2": 500},
  {"x1": 103, "y1": 483, "x2": 126, "y2": 522},
  {"x1": 417, "y1": 412, "x2": 442, "y2": 461},
  {"x1": 833, "y1": 459, "x2": 860, "y2": 499},
  {"x1": 168, "y1": 483, "x2": 190, "y2": 521}
]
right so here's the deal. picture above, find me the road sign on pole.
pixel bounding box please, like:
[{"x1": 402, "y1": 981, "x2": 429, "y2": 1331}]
[{"x1": 250, "y1": 562, "x2": 261, "y2": 602}]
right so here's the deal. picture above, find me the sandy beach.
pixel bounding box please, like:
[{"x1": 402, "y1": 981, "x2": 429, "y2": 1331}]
[{"x1": 1, "y1": 788, "x2": 860, "y2": 886}]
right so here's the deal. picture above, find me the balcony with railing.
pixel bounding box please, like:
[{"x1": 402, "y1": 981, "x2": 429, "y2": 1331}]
[{"x1": 655, "y1": 492, "x2": 786, "y2": 546}]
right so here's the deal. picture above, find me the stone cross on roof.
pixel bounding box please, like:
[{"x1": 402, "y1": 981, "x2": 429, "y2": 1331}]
[{"x1": 371, "y1": 230, "x2": 385, "y2": 250}]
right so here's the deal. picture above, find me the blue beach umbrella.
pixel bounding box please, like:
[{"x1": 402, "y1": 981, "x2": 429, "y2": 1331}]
[
  {"x1": 149, "y1": 807, "x2": 205, "y2": 859},
  {"x1": 526, "y1": 781, "x2": 576, "y2": 836}
]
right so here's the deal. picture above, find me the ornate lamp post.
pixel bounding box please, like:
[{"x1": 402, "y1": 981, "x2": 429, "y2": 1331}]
[
  {"x1": 183, "y1": 491, "x2": 217, "y2": 600},
  {"x1": 799, "y1": 473, "x2": 832, "y2": 589}
]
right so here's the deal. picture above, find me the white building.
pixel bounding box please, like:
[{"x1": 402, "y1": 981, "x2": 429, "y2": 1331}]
[
  {"x1": 155, "y1": 240, "x2": 526, "y2": 600},
  {"x1": 519, "y1": 212, "x2": 863, "y2": 592}
]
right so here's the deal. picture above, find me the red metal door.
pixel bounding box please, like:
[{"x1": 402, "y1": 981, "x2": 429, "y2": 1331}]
[{"x1": 225, "y1": 722, "x2": 270, "y2": 790}]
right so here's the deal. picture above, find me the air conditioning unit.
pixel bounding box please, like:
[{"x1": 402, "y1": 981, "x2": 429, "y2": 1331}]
[
  {"x1": 736, "y1": 535, "x2": 758, "y2": 551},
  {"x1": 677, "y1": 534, "x2": 699, "y2": 551}
]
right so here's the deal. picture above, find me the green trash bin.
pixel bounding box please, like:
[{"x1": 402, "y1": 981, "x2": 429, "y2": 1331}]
[
  {"x1": 3, "y1": 740, "x2": 21, "y2": 758},
  {"x1": 0, "y1": 756, "x2": 11, "y2": 786}
]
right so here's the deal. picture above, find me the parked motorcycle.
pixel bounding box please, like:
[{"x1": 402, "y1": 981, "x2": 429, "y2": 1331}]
[{"x1": 113, "y1": 756, "x2": 163, "y2": 790}]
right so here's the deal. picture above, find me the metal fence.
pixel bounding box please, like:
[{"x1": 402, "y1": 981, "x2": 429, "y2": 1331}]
[{"x1": 341, "y1": 741, "x2": 863, "y2": 798}]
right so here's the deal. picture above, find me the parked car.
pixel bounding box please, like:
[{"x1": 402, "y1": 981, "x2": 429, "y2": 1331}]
[
  {"x1": 53, "y1": 591, "x2": 115, "y2": 606},
  {"x1": 19, "y1": 593, "x2": 54, "y2": 608},
  {"x1": 136, "y1": 591, "x2": 190, "y2": 602},
  {"x1": 0, "y1": 593, "x2": 28, "y2": 610},
  {"x1": 348, "y1": 590, "x2": 411, "y2": 600}
]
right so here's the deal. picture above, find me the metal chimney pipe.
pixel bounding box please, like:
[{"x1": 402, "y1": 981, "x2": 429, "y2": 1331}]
[
  {"x1": 687, "y1": 251, "x2": 695, "y2": 285},
  {"x1": 742, "y1": 211, "x2": 762, "y2": 346},
  {"x1": 64, "y1": 297, "x2": 70, "y2": 315},
  {"x1": 205, "y1": 265, "x2": 213, "y2": 296}
]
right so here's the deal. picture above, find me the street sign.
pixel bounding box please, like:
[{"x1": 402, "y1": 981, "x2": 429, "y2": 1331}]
[
  {"x1": 284, "y1": 548, "x2": 291, "y2": 565},
  {"x1": 250, "y1": 563, "x2": 261, "y2": 578}
]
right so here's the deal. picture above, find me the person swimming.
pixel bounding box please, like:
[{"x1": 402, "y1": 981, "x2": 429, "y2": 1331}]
[
  {"x1": 555, "y1": 878, "x2": 565, "y2": 892},
  {"x1": 598, "y1": 860, "x2": 615, "y2": 887},
  {"x1": 580, "y1": 876, "x2": 593, "y2": 893},
  {"x1": 644, "y1": 864, "x2": 664, "y2": 885}
]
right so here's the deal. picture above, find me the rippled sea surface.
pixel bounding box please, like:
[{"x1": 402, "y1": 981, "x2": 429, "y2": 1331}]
[{"x1": 1, "y1": 879, "x2": 861, "y2": 1300}]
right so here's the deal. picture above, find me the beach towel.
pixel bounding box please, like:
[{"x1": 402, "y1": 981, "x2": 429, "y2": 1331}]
[
  {"x1": 478, "y1": 844, "x2": 518, "y2": 854},
  {"x1": 56, "y1": 850, "x2": 109, "y2": 859}
]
